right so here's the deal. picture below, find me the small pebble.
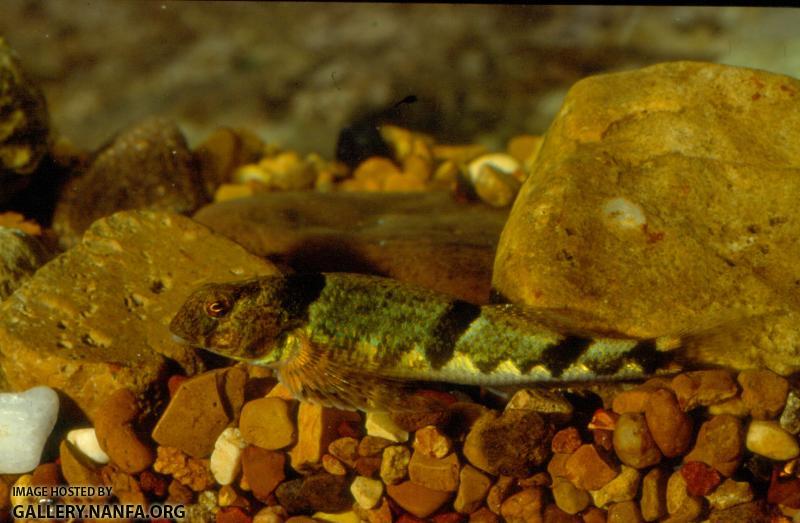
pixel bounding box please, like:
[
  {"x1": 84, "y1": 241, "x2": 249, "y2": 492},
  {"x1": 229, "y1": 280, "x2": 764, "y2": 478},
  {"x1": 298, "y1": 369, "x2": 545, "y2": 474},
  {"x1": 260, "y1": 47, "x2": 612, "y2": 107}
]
[
  {"x1": 66, "y1": 427, "x2": 109, "y2": 464},
  {"x1": 210, "y1": 427, "x2": 247, "y2": 486},
  {"x1": 684, "y1": 414, "x2": 743, "y2": 477},
  {"x1": 739, "y1": 369, "x2": 789, "y2": 420},
  {"x1": 670, "y1": 370, "x2": 738, "y2": 410},
  {"x1": 359, "y1": 435, "x2": 394, "y2": 457},
  {"x1": 468, "y1": 507, "x2": 500, "y2": 523},
  {"x1": 387, "y1": 480, "x2": 452, "y2": 518},
  {"x1": 746, "y1": 420, "x2": 800, "y2": 460},
  {"x1": 408, "y1": 451, "x2": 460, "y2": 492},
  {"x1": 467, "y1": 153, "x2": 523, "y2": 208},
  {"x1": 780, "y1": 388, "x2": 800, "y2": 435},
  {"x1": 589, "y1": 465, "x2": 640, "y2": 508},
  {"x1": 640, "y1": 467, "x2": 668, "y2": 522},
  {"x1": 414, "y1": 425, "x2": 452, "y2": 458},
  {"x1": 350, "y1": 475, "x2": 384, "y2": 510},
  {"x1": 95, "y1": 388, "x2": 155, "y2": 474},
  {"x1": 60, "y1": 439, "x2": 101, "y2": 486},
  {"x1": 380, "y1": 445, "x2": 411, "y2": 485},
  {"x1": 551, "y1": 427, "x2": 582, "y2": 454},
  {"x1": 612, "y1": 412, "x2": 662, "y2": 469},
  {"x1": 564, "y1": 444, "x2": 619, "y2": 491},
  {"x1": 454, "y1": 464, "x2": 491, "y2": 514},
  {"x1": 240, "y1": 397, "x2": 296, "y2": 450},
  {"x1": 705, "y1": 478, "x2": 753, "y2": 510},
  {"x1": 612, "y1": 387, "x2": 654, "y2": 414},
  {"x1": 0, "y1": 386, "x2": 59, "y2": 473},
  {"x1": 666, "y1": 470, "x2": 704, "y2": 521},
  {"x1": 355, "y1": 456, "x2": 382, "y2": 478},
  {"x1": 607, "y1": 500, "x2": 643, "y2": 523},
  {"x1": 551, "y1": 476, "x2": 590, "y2": 514},
  {"x1": 322, "y1": 454, "x2": 347, "y2": 476},
  {"x1": 644, "y1": 388, "x2": 693, "y2": 458},
  {"x1": 253, "y1": 506, "x2": 287, "y2": 523},
  {"x1": 581, "y1": 507, "x2": 607, "y2": 523},
  {"x1": 768, "y1": 469, "x2": 800, "y2": 508},
  {"x1": 708, "y1": 397, "x2": 750, "y2": 417},
  {"x1": 499, "y1": 487, "x2": 543, "y2": 523},
  {"x1": 366, "y1": 411, "x2": 409, "y2": 442},
  {"x1": 486, "y1": 476, "x2": 514, "y2": 515},
  {"x1": 312, "y1": 511, "x2": 361, "y2": 523},
  {"x1": 289, "y1": 403, "x2": 360, "y2": 472},
  {"x1": 242, "y1": 446, "x2": 286, "y2": 502},
  {"x1": 680, "y1": 461, "x2": 721, "y2": 497},
  {"x1": 329, "y1": 437, "x2": 359, "y2": 467}
]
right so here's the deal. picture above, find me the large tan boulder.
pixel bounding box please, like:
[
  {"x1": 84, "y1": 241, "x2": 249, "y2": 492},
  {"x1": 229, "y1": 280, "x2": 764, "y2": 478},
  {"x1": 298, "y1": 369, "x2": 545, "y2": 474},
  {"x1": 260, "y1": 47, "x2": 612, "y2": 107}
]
[
  {"x1": 0, "y1": 210, "x2": 277, "y2": 419},
  {"x1": 493, "y1": 61, "x2": 800, "y2": 374}
]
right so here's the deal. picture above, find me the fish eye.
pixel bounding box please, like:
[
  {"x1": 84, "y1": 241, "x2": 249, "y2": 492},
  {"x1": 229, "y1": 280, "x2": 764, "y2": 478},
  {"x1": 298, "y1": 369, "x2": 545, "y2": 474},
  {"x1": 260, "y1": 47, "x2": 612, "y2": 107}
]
[{"x1": 205, "y1": 298, "x2": 231, "y2": 318}]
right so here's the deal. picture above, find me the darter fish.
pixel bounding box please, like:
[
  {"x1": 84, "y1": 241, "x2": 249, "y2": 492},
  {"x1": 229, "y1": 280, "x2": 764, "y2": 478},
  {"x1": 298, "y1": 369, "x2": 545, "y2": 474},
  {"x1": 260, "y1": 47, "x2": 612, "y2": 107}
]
[{"x1": 169, "y1": 272, "x2": 688, "y2": 412}]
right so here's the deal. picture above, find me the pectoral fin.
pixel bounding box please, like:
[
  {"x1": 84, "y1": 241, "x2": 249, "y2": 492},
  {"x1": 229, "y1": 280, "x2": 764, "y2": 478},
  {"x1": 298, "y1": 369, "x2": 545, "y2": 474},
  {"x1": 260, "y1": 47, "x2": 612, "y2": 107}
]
[{"x1": 276, "y1": 330, "x2": 445, "y2": 413}]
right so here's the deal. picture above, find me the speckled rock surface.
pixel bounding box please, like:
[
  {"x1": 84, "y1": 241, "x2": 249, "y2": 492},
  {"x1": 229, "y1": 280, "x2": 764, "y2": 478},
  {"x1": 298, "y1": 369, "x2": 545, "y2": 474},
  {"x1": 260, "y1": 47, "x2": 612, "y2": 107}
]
[
  {"x1": 53, "y1": 117, "x2": 207, "y2": 248},
  {"x1": 0, "y1": 37, "x2": 48, "y2": 202},
  {"x1": 0, "y1": 226, "x2": 49, "y2": 300},
  {"x1": 194, "y1": 191, "x2": 507, "y2": 303},
  {"x1": 0, "y1": 210, "x2": 277, "y2": 419},
  {"x1": 493, "y1": 61, "x2": 800, "y2": 374}
]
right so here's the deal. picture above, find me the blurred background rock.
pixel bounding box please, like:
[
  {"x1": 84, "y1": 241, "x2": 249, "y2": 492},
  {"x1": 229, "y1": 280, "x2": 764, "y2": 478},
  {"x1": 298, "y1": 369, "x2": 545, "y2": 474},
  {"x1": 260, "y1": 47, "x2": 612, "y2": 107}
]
[{"x1": 1, "y1": 3, "x2": 798, "y2": 154}]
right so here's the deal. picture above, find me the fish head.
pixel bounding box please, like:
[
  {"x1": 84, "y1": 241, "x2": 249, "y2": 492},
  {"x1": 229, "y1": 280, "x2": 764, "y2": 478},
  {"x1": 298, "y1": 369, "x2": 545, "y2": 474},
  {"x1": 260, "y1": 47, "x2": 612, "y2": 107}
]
[{"x1": 169, "y1": 277, "x2": 298, "y2": 365}]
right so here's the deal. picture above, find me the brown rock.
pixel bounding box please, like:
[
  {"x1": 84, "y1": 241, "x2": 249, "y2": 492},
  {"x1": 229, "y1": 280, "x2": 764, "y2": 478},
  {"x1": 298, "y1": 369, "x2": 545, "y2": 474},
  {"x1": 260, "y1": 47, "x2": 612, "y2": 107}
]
[
  {"x1": 611, "y1": 388, "x2": 655, "y2": 414},
  {"x1": 387, "y1": 480, "x2": 452, "y2": 518},
  {"x1": 454, "y1": 464, "x2": 491, "y2": 514},
  {"x1": 640, "y1": 468, "x2": 668, "y2": 522},
  {"x1": 547, "y1": 453, "x2": 570, "y2": 479},
  {"x1": 551, "y1": 476, "x2": 590, "y2": 515},
  {"x1": 408, "y1": 451, "x2": 460, "y2": 492},
  {"x1": 414, "y1": 425, "x2": 452, "y2": 459},
  {"x1": 31, "y1": 463, "x2": 60, "y2": 487},
  {"x1": 100, "y1": 465, "x2": 145, "y2": 505},
  {"x1": 551, "y1": 427, "x2": 582, "y2": 454},
  {"x1": 564, "y1": 444, "x2": 619, "y2": 491},
  {"x1": 0, "y1": 38, "x2": 49, "y2": 196},
  {"x1": 680, "y1": 461, "x2": 721, "y2": 497},
  {"x1": 153, "y1": 446, "x2": 214, "y2": 492},
  {"x1": 768, "y1": 468, "x2": 800, "y2": 508},
  {"x1": 486, "y1": 476, "x2": 514, "y2": 515},
  {"x1": 359, "y1": 435, "x2": 394, "y2": 457},
  {"x1": 671, "y1": 370, "x2": 738, "y2": 410},
  {"x1": 607, "y1": 501, "x2": 642, "y2": 523},
  {"x1": 644, "y1": 389, "x2": 693, "y2": 458},
  {"x1": 321, "y1": 454, "x2": 346, "y2": 475},
  {"x1": 499, "y1": 487, "x2": 543, "y2": 523},
  {"x1": 94, "y1": 388, "x2": 154, "y2": 473},
  {"x1": 612, "y1": 412, "x2": 661, "y2": 469},
  {"x1": 241, "y1": 446, "x2": 285, "y2": 502},
  {"x1": 240, "y1": 397, "x2": 296, "y2": 450},
  {"x1": 380, "y1": 445, "x2": 411, "y2": 485},
  {"x1": 217, "y1": 506, "x2": 253, "y2": 523},
  {"x1": 684, "y1": 414, "x2": 743, "y2": 477},
  {"x1": 738, "y1": 369, "x2": 789, "y2": 419},
  {"x1": 328, "y1": 436, "x2": 359, "y2": 467},
  {"x1": 277, "y1": 473, "x2": 352, "y2": 514},
  {"x1": 463, "y1": 409, "x2": 553, "y2": 477},
  {"x1": 706, "y1": 478, "x2": 753, "y2": 510},
  {"x1": 543, "y1": 504, "x2": 581, "y2": 523},
  {"x1": 493, "y1": 61, "x2": 800, "y2": 375},
  {"x1": 355, "y1": 456, "x2": 382, "y2": 478},
  {"x1": 581, "y1": 507, "x2": 607, "y2": 523},
  {"x1": 59, "y1": 440, "x2": 101, "y2": 486},
  {"x1": 193, "y1": 191, "x2": 507, "y2": 303},
  {"x1": 666, "y1": 470, "x2": 704, "y2": 522},
  {"x1": 780, "y1": 387, "x2": 800, "y2": 434},
  {"x1": 152, "y1": 367, "x2": 246, "y2": 459},
  {"x1": 166, "y1": 478, "x2": 193, "y2": 504},
  {"x1": 288, "y1": 402, "x2": 360, "y2": 472},
  {"x1": 54, "y1": 117, "x2": 206, "y2": 247},
  {"x1": 589, "y1": 465, "x2": 641, "y2": 509},
  {"x1": 468, "y1": 507, "x2": 500, "y2": 523},
  {"x1": 708, "y1": 501, "x2": 770, "y2": 523},
  {"x1": 194, "y1": 127, "x2": 265, "y2": 198},
  {"x1": 0, "y1": 210, "x2": 276, "y2": 420}
]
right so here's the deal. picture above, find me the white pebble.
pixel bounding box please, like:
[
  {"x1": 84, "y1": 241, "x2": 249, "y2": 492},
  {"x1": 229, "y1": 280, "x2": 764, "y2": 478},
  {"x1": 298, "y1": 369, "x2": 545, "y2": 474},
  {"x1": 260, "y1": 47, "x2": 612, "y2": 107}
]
[
  {"x1": 210, "y1": 427, "x2": 247, "y2": 485},
  {"x1": 746, "y1": 420, "x2": 800, "y2": 461},
  {"x1": 350, "y1": 475, "x2": 384, "y2": 510},
  {"x1": 0, "y1": 386, "x2": 59, "y2": 473},
  {"x1": 365, "y1": 411, "x2": 408, "y2": 442},
  {"x1": 66, "y1": 428, "x2": 109, "y2": 464},
  {"x1": 603, "y1": 197, "x2": 646, "y2": 228},
  {"x1": 467, "y1": 153, "x2": 521, "y2": 179}
]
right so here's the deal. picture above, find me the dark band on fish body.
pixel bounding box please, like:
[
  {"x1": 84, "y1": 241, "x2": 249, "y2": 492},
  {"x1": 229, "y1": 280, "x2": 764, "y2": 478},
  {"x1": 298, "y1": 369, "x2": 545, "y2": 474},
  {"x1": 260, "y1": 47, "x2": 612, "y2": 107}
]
[
  {"x1": 539, "y1": 336, "x2": 593, "y2": 377},
  {"x1": 279, "y1": 273, "x2": 327, "y2": 319},
  {"x1": 427, "y1": 299, "x2": 482, "y2": 369},
  {"x1": 622, "y1": 339, "x2": 668, "y2": 375}
]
